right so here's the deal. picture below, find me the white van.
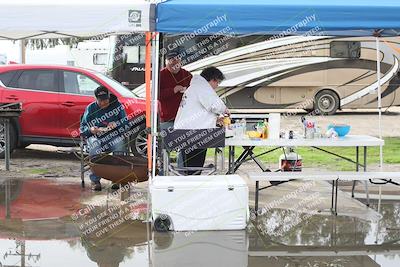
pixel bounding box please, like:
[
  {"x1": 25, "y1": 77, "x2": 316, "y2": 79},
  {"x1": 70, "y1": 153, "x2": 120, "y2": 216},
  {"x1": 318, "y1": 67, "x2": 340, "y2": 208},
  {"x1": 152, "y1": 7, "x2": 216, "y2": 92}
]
[{"x1": 0, "y1": 53, "x2": 6, "y2": 65}]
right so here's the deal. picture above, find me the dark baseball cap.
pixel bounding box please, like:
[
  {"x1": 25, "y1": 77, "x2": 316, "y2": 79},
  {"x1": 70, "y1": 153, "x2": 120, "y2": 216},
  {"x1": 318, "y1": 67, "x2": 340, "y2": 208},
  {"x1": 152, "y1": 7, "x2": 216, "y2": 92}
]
[
  {"x1": 166, "y1": 48, "x2": 181, "y2": 60},
  {"x1": 94, "y1": 86, "x2": 110, "y2": 100}
]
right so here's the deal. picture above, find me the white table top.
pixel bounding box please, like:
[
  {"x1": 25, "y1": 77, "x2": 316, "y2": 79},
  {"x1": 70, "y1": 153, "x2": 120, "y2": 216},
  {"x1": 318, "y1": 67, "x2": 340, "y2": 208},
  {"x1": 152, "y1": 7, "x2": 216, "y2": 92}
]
[
  {"x1": 225, "y1": 135, "x2": 384, "y2": 147},
  {"x1": 247, "y1": 171, "x2": 400, "y2": 181}
]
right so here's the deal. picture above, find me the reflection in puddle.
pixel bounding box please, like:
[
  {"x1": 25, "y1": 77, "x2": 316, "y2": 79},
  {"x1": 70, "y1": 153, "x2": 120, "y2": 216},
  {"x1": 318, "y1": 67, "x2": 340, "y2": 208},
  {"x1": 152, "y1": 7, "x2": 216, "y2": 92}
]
[
  {"x1": 0, "y1": 178, "x2": 150, "y2": 267},
  {"x1": 253, "y1": 202, "x2": 400, "y2": 247},
  {"x1": 0, "y1": 178, "x2": 399, "y2": 266},
  {"x1": 153, "y1": 231, "x2": 248, "y2": 267},
  {"x1": 250, "y1": 202, "x2": 400, "y2": 266}
]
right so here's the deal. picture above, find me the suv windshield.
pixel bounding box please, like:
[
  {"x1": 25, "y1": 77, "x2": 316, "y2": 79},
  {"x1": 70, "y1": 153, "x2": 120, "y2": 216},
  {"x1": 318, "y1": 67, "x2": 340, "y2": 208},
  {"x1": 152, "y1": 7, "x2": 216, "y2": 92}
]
[{"x1": 94, "y1": 72, "x2": 140, "y2": 98}]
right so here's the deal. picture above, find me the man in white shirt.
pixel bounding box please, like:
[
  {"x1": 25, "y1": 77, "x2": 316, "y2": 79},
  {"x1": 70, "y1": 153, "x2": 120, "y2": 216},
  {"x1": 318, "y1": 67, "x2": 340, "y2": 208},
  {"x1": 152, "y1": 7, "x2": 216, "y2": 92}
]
[{"x1": 174, "y1": 66, "x2": 229, "y2": 174}]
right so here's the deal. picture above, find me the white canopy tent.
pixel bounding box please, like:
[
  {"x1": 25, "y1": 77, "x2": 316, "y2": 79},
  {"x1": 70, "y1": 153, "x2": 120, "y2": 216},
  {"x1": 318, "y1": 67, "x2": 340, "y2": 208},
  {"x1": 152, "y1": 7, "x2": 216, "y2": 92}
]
[
  {"x1": 0, "y1": 0, "x2": 154, "y2": 40},
  {"x1": 0, "y1": 2, "x2": 155, "y2": 260},
  {"x1": 0, "y1": 0, "x2": 155, "y2": 171}
]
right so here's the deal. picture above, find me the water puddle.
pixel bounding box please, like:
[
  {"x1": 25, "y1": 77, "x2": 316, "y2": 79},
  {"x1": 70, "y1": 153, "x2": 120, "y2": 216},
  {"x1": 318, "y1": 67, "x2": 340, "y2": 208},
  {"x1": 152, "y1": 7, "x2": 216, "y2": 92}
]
[{"x1": 0, "y1": 178, "x2": 399, "y2": 266}]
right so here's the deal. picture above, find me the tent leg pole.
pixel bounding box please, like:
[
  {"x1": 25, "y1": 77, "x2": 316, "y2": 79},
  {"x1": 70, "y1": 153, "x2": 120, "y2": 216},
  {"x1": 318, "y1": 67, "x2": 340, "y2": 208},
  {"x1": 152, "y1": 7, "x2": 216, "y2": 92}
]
[
  {"x1": 364, "y1": 146, "x2": 370, "y2": 207},
  {"x1": 352, "y1": 146, "x2": 359, "y2": 198},
  {"x1": 151, "y1": 33, "x2": 160, "y2": 178},
  {"x1": 145, "y1": 31, "x2": 153, "y2": 267},
  {"x1": 375, "y1": 36, "x2": 383, "y2": 170},
  {"x1": 375, "y1": 35, "x2": 383, "y2": 213}
]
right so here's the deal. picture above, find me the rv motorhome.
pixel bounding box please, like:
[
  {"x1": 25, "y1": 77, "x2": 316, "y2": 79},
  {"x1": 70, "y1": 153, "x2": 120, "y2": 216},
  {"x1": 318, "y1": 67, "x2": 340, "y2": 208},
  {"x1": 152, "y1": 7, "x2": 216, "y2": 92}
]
[{"x1": 127, "y1": 35, "x2": 400, "y2": 115}]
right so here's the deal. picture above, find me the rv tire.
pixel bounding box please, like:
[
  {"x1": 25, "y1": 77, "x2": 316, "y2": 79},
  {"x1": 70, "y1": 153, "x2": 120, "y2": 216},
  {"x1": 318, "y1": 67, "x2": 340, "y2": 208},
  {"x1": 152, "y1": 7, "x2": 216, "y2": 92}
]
[{"x1": 315, "y1": 90, "x2": 340, "y2": 115}]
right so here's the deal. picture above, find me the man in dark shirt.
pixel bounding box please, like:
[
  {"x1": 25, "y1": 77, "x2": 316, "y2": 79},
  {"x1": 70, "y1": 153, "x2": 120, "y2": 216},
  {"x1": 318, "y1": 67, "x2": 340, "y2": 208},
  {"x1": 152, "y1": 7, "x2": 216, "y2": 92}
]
[
  {"x1": 80, "y1": 86, "x2": 128, "y2": 191},
  {"x1": 159, "y1": 48, "x2": 192, "y2": 174}
]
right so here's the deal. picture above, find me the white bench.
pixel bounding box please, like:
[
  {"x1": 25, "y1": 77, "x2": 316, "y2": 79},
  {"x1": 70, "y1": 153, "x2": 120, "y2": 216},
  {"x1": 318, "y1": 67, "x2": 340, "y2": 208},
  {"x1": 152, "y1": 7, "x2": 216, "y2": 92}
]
[{"x1": 247, "y1": 171, "x2": 400, "y2": 215}]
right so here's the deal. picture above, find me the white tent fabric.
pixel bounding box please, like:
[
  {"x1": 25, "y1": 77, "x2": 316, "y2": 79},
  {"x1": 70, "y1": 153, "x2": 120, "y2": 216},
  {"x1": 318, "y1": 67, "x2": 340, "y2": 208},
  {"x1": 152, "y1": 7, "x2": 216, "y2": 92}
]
[{"x1": 0, "y1": 0, "x2": 154, "y2": 40}]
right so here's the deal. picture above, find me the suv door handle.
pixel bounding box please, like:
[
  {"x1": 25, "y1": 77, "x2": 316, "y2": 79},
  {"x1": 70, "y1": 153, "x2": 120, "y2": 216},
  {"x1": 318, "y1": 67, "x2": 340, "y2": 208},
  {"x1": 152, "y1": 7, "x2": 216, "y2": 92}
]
[
  {"x1": 62, "y1": 101, "x2": 75, "y2": 107},
  {"x1": 5, "y1": 95, "x2": 18, "y2": 100}
]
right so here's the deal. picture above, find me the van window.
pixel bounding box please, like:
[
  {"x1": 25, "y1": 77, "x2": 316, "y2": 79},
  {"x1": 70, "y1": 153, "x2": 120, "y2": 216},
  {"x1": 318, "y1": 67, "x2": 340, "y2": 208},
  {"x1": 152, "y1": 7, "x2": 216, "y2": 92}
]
[
  {"x1": 123, "y1": 46, "x2": 146, "y2": 64},
  {"x1": 93, "y1": 53, "x2": 108, "y2": 65}
]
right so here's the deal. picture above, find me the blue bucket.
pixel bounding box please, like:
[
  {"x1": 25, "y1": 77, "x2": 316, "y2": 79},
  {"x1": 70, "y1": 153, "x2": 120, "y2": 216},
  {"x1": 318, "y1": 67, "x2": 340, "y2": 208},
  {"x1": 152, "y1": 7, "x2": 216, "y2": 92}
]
[{"x1": 328, "y1": 124, "x2": 351, "y2": 137}]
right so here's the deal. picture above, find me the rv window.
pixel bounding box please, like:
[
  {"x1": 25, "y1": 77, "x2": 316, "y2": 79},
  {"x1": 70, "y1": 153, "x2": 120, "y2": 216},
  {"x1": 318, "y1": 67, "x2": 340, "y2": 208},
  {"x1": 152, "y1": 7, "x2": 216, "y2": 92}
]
[
  {"x1": 93, "y1": 53, "x2": 108, "y2": 65},
  {"x1": 123, "y1": 46, "x2": 140, "y2": 64},
  {"x1": 139, "y1": 46, "x2": 146, "y2": 64},
  {"x1": 330, "y1": 41, "x2": 360, "y2": 59}
]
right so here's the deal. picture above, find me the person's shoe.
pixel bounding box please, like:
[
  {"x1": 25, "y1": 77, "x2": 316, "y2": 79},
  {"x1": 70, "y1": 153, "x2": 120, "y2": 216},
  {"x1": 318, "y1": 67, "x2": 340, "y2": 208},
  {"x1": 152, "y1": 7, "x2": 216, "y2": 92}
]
[
  {"x1": 91, "y1": 182, "x2": 102, "y2": 191},
  {"x1": 111, "y1": 183, "x2": 120, "y2": 190}
]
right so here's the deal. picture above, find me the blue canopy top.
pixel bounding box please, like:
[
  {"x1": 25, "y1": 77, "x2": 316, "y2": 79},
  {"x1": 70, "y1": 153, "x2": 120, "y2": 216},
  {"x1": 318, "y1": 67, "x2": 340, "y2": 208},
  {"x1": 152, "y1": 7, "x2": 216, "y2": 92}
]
[{"x1": 156, "y1": 0, "x2": 400, "y2": 36}]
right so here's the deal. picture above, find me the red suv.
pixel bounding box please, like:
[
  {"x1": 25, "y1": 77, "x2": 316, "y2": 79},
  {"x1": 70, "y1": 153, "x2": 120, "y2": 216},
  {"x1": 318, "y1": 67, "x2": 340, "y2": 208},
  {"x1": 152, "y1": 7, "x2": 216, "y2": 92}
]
[{"x1": 0, "y1": 65, "x2": 148, "y2": 158}]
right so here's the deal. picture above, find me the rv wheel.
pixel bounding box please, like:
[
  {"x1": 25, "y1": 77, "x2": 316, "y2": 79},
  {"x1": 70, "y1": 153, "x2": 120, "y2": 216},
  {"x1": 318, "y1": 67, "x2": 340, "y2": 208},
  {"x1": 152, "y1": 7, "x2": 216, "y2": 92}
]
[
  {"x1": 154, "y1": 215, "x2": 172, "y2": 232},
  {"x1": 315, "y1": 90, "x2": 340, "y2": 115}
]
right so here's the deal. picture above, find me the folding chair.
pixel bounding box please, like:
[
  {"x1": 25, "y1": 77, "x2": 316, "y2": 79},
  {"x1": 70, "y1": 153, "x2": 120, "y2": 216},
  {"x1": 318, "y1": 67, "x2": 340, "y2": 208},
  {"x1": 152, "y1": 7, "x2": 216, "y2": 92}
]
[{"x1": 162, "y1": 128, "x2": 225, "y2": 176}]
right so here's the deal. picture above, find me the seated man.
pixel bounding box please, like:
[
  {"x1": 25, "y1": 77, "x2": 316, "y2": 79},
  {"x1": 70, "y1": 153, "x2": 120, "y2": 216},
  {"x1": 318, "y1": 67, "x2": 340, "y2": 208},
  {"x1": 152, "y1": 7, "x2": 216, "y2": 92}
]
[
  {"x1": 174, "y1": 66, "x2": 229, "y2": 174},
  {"x1": 80, "y1": 86, "x2": 128, "y2": 191}
]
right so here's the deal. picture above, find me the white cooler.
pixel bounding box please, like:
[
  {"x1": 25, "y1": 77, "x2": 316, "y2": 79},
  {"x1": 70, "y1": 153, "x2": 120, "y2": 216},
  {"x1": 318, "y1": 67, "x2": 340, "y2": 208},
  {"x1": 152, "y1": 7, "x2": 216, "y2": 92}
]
[{"x1": 151, "y1": 174, "x2": 249, "y2": 231}]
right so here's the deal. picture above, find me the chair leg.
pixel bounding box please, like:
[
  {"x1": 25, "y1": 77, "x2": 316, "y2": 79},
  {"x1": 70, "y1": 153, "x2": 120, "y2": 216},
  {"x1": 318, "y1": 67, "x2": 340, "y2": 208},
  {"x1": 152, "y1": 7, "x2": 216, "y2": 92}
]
[
  {"x1": 351, "y1": 181, "x2": 356, "y2": 197},
  {"x1": 80, "y1": 136, "x2": 85, "y2": 188},
  {"x1": 364, "y1": 181, "x2": 370, "y2": 207}
]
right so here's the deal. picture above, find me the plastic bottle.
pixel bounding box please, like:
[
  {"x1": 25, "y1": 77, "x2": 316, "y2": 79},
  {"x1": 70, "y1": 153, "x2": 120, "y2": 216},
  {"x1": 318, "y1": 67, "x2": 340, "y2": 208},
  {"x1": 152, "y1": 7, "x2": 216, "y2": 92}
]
[
  {"x1": 240, "y1": 118, "x2": 246, "y2": 136},
  {"x1": 262, "y1": 119, "x2": 269, "y2": 139}
]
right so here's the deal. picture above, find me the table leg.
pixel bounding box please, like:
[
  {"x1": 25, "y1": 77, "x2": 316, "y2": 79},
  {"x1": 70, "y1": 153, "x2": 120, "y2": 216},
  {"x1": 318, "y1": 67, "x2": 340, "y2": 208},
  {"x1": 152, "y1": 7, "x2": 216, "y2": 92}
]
[
  {"x1": 364, "y1": 146, "x2": 370, "y2": 207},
  {"x1": 4, "y1": 119, "x2": 10, "y2": 171},
  {"x1": 228, "y1": 146, "x2": 231, "y2": 174},
  {"x1": 228, "y1": 146, "x2": 235, "y2": 174},
  {"x1": 335, "y1": 178, "x2": 339, "y2": 216},
  {"x1": 247, "y1": 147, "x2": 269, "y2": 172},
  {"x1": 352, "y1": 146, "x2": 359, "y2": 197},
  {"x1": 331, "y1": 179, "x2": 335, "y2": 212},
  {"x1": 233, "y1": 146, "x2": 252, "y2": 173},
  {"x1": 255, "y1": 181, "x2": 259, "y2": 216}
]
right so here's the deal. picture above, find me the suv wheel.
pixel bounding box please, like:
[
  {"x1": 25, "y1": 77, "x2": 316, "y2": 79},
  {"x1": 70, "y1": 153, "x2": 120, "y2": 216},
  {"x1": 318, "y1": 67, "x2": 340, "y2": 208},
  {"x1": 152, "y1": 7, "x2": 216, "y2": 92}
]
[
  {"x1": 0, "y1": 123, "x2": 17, "y2": 158},
  {"x1": 130, "y1": 123, "x2": 148, "y2": 158}
]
